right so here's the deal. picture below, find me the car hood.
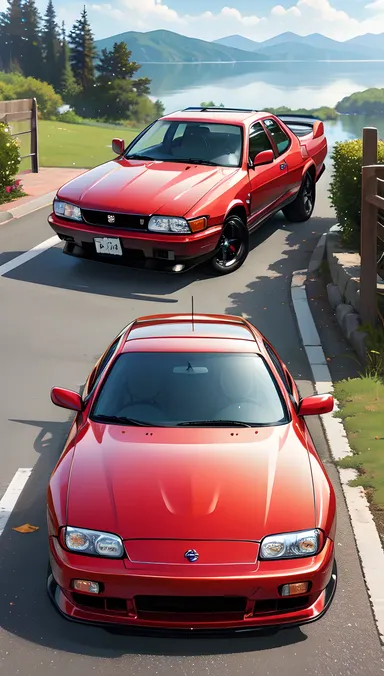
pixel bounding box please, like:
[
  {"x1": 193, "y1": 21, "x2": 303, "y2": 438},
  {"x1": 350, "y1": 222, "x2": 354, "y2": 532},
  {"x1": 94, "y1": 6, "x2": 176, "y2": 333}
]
[
  {"x1": 66, "y1": 422, "x2": 315, "y2": 542},
  {"x1": 57, "y1": 159, "x2": 238, "y2": 217}
]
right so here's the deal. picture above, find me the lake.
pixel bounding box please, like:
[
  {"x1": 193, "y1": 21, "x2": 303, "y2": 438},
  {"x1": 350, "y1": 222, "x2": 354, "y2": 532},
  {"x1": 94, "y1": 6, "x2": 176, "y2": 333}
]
[{"x1": 140, "y1": 60, "x2": 384, "y2": 146}]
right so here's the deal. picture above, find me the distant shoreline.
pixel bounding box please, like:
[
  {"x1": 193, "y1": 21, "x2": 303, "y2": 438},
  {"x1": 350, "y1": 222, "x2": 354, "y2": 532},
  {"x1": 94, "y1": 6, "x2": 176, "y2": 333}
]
[{"x1": 142, "y1": 60, "x2": 384, "y2": 65}]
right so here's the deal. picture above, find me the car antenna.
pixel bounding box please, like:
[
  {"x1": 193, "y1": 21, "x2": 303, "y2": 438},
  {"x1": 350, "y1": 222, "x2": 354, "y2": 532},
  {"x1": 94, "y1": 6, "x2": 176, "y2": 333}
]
[{"x1": 191, "y1": 295, "x2": 194, "y2": 332}]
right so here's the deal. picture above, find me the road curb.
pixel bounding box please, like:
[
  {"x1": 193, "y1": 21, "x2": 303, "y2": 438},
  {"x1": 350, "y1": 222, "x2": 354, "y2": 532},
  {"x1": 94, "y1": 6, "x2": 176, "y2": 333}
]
[
  {"x1": 0, "y1": 190, "x2": 56, "y2": 225},
  {"x1": 291, "y1": 232, "x2": 384, "y2": 647}
]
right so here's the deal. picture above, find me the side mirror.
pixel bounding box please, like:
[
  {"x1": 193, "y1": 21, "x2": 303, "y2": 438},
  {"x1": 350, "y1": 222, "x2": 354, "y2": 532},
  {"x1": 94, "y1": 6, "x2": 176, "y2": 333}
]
[
  {"x1": 252, "y1": 149, "x2": 274, "y2": 167},
  {"x1": 51, "y1": 386, "x2": 83, "y2": 412},
  {"x1": 313, "y1": 120, "x2": 324, "y2": 140},
  {"x1": 298, "y1": 394, "x2": 334, "y2": 417},
  {"x1": 112, "y1": 138, "x2": 125, "y2": 155}
]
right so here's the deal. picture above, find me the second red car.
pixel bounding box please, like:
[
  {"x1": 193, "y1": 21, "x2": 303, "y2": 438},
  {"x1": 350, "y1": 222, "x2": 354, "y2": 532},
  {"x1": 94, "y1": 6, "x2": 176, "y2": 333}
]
[{"x1": 48, "y1": 106, "x2": 327, "y2": 274}]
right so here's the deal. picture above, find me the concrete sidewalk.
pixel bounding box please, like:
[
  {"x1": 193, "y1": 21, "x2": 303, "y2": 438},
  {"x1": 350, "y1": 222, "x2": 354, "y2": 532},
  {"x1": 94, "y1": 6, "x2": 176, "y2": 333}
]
[{"x1": 0, "y1": 167, "x2": 86, "y2": 222}]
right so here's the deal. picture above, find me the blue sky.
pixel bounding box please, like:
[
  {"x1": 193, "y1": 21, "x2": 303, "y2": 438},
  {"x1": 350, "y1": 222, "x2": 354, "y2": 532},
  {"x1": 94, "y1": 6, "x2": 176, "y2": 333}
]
[{"x1": 3, "y1": 0, "x2": 384, "y2": 42}]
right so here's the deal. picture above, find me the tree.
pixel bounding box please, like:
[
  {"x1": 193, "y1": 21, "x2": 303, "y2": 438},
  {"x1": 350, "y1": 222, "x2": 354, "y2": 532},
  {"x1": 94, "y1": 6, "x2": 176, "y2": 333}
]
[
  {"x1": 1, "y1": 0, "x2": 24, "y2": 73},
  {"x1": 21, "y1": 0, "x2": 44, "y2": 79},
  {"x1": 41, "y1": 0, "x2": 60, "y2": 88},
  {"x1": 58, "y1": 22, "x2": 79, "y2": 101},
  {"x1": 69, "y1": 6, "x2": 96, "y2": 91},
  {"x1": 96, "y1": 41, "x2": 140, "y2": 80}
]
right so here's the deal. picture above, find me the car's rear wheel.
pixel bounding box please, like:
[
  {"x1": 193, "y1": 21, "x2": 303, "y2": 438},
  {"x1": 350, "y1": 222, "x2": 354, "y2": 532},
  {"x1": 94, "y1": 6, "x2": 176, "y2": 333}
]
[
  {"x1": 210, "y1": 215, "x2": 249, "y2": 275},
  {"x1": 282, "y1": 172, "x2": 316, "y2": 223}
]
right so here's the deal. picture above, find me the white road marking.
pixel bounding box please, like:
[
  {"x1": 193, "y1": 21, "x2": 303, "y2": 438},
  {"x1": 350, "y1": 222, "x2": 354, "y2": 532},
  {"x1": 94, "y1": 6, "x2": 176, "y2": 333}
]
[
  {"x1": 0, "y1": 235, "x2": 60, "y2": 277},
  {"x1": 0, "y1": 468, "x2": 32, "y2": 537}
]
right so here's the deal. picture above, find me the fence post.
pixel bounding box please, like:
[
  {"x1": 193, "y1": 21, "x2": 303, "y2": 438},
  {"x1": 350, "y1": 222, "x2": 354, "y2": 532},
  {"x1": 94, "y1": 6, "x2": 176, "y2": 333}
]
[
  {"x1": 30, "y1": 98, "x2": 39, "y2": 173},
  {"x1": 360, "y1": 164, "x2": 378, "y2": 326}
]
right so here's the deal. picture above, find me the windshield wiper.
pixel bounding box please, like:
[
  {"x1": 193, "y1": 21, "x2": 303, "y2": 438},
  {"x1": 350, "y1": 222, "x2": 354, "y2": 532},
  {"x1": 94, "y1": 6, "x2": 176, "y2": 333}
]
[
  {"x1": 174, "y1": 158, "x2": 220, "y2": 166},
  {"x1": 125, "y1": 154, "x2": 155, "y2": 161},
  {"x1": 177, "y1": 419, "x2": 252, "y2": 428},
  {"x1": 92, "y1": 414, "x2": 157, "y2": 427}
]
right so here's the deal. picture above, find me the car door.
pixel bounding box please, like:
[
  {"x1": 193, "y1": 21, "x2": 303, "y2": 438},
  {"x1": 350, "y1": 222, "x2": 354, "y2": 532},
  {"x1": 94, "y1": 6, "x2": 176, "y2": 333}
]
[
  {"x1": 261, "y1": 118, "x2": 294, "y2": 204},
  {"x1": 247, "y1": 121, "x2": 287, "y2": 221}
]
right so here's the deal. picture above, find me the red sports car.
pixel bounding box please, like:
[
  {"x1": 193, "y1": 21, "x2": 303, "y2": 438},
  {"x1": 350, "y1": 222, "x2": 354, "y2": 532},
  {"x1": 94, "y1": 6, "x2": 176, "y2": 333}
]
[
  {"x1": 47, "y1": 313, "x2": 337, "y2": 632},
  {"x1": 48, "y1": 106, "x2": 327, "y2": 275}
]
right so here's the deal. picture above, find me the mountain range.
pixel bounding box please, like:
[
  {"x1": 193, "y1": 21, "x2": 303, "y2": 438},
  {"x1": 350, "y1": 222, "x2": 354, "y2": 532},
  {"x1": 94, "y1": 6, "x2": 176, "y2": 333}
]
[{"x1": 95, "y1": 29, "x2": 384, "y2": 63}]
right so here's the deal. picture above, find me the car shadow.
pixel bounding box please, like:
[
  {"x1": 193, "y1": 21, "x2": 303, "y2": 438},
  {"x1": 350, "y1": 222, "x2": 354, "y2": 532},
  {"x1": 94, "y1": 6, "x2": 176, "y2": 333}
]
[
  {"x1": 1, "y1": 213, "x2": 299, "y2": 300},
  {"x1": 224, "y1": 214, "x2": 336, "y2": 382},
  {"x1": 0, "y1": 416, "x2": 307, "y2": 658}
]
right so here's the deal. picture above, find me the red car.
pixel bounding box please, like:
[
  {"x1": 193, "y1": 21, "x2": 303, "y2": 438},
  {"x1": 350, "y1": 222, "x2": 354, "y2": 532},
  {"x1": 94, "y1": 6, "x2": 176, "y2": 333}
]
[
  {"x1": 47, "y1": 313, "x2": 337, "y2": 632},
  {"x1": 48, "y1": 106, "x2": 327, "y2": 275}
]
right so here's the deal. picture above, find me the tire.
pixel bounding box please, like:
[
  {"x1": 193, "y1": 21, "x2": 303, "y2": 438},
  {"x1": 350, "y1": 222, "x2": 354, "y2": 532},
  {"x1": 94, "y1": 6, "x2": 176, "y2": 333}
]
[
  {"x1": 282, "y1": 172, "x2": 316, "y2": 223},
  {"x1": 210, "y1": 214, "x2": 250, "y2": 275}
]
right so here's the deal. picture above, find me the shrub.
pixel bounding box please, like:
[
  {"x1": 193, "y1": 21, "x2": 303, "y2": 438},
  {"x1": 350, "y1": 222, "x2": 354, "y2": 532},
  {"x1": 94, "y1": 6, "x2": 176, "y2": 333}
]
[
  {"x1": 0, "y1": 72, "x2": 63, "y2": 120},
  {"x1": 328, "y1": 138, "x2": 384, "y2": 249},
  {"x1": 57, "y1": 109, "x2": 84, "y2": 124},
  {"x1": 0, "y1": 122, "x2": 24, "y2": 204}
]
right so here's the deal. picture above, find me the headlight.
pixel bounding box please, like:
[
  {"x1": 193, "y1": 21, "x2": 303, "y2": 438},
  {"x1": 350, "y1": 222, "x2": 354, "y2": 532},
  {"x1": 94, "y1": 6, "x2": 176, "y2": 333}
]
[
  {"x1": 148, "y1": 216, "x2": 191, "y2": 234},
  {"x1": 54, "y1": 199, "x2": 82, "y2": 222},
  {"x1": 259, "y1": 529, "x2": 321, "y2": 560},
  {"x1": 64, "y1": 526, "x2": 124, "y2": 558}
]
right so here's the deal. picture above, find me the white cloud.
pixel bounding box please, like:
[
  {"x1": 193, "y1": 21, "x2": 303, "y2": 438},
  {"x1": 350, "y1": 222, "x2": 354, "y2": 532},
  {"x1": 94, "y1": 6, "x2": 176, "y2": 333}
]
[{"x1": 87, "y1": 0, "x2": 384, "y2": 42}]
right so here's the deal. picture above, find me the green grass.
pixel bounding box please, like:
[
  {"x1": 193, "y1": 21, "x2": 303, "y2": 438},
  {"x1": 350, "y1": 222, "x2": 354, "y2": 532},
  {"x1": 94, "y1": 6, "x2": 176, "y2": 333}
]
[
  {"x1": 335, "y1": 376, "x2": 384, "y2": 508},
  {"x1": 37, "y1": 120, "x2": 142, "y2": 169}
]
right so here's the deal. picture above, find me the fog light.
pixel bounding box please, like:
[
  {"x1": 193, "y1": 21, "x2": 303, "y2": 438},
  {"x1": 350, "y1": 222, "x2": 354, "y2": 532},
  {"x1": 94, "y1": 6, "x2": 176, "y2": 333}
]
[
  {"x1": 281, "y1": 582, "x2": 309, "y2": 597},
  {"x1": 172, "y1": 264, "x2": 185, "y2": 272},
  {"x1": 73, "y1": 580, "x2": 100, "y2": 594}
]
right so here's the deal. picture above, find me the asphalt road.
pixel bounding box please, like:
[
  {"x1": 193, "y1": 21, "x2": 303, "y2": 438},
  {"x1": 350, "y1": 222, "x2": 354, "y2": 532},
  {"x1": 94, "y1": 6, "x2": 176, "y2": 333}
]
[{"x1": 0, "y1": 178, "x2": 383, "y2": 676}]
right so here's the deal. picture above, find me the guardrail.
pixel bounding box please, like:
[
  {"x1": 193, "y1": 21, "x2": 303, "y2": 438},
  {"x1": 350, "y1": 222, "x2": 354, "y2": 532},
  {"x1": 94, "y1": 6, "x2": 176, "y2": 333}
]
[
  {"x1": 0, "y1": 98, "x2": 38, "y2": 173},
  {"x1": 360, "y1": 127, "x2": 384, "y2": 326}
]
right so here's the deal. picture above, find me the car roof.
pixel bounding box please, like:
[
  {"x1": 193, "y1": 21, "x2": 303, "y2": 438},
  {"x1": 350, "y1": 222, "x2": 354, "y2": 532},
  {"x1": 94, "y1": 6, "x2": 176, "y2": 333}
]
[
  {"x1": 162, "y1": 108, "x2": 267, "y2": 126},
  {"x1": 122, "y1": 313, "x2": 264, "y2": 349}
]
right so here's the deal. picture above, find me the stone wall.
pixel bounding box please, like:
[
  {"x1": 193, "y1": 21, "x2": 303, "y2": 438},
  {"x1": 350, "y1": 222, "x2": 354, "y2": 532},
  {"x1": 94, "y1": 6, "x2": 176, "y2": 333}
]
[{"x1": 325, "y1": 227, "x2": 367, "y2": 362}]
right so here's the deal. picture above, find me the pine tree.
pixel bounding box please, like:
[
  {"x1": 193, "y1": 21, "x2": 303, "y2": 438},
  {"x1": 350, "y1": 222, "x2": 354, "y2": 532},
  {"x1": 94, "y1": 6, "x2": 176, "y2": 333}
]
[
  {"x1": 41, "y1": 0, "x2": 60, "y2": 87},
  {"x1": 96, "y1": 42, "x2": 140, "y2": 80},
  {"x1": 58, "y1": 22, "x2": 79, "y2": 101},
  {"x1": 1, "y1": 0, "x2": 24, "y2": 73},
  {"x1": 21, "y1": 0, "x2": 44, "y2": 79},
  {"x1": 0, "y1": 12, "x2": 9, "y2": 71},
  {"x1": 68, "y1": 6, "x2": 96, "y2": 91}
]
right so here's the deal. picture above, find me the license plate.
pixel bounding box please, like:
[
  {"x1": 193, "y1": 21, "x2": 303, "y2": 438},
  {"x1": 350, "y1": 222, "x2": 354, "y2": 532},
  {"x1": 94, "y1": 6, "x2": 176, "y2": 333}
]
[{"x1": 94, "y1": 237, "x2": 122, "y2": 256}]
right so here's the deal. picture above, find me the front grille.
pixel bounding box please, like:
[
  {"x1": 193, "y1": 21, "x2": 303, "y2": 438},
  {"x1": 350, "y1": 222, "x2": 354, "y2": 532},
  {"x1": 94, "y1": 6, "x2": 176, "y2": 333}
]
[
  {"x1": 81, "y1": 209, "x2": 149, "y2": 231},
  {"x1": 135, "y1": 596, "x2": 247, "y2": 615},
  {"x1": 254, "y1": 595, "x2": 310, "y2": 615},
  {"x1": 72, "y1": 592, "x2": 127, "y2": 613}
]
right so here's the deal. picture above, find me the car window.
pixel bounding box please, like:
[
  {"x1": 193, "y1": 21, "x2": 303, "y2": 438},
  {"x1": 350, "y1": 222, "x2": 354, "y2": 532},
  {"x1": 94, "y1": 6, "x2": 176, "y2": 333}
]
[
  {"x1": 125, "y1": 119, "x2": 243, "y2": 168},
  {"x1": 263, "y1": 342, "x2": 292, "y2": 395},
  {"x1": 263, "y1": 119, "x2": 290, "y2": 156},
  {"x1": 90, "y1": 352, "x2": 289, "y2": 427},
  {"x1": 86, "y1": 337, "x2": 120, "y2": 396},
  {"x1": 248, "y1": 122, "x2": 273, "y2": 160}
]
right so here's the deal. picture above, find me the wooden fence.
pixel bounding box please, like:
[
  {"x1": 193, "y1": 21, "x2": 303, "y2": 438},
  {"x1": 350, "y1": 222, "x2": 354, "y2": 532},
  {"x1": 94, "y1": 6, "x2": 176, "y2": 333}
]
[
  {"x1": 360, "y1": 127, "x2": 384, "y2": 326},
  {"x1": 0, "y1": 98, "x2": 38, "y2": 173}
]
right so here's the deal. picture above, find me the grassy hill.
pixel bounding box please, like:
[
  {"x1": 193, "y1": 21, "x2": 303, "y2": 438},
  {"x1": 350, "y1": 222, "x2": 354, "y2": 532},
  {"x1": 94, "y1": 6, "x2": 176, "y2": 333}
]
[{"x1": 94, "y1": 29, "x2": 270, "y2": 63}]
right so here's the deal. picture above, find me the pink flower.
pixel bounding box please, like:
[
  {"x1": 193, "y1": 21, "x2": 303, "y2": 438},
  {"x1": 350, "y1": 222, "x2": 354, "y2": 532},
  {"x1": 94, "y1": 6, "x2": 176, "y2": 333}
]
[
  {"x1": 14, "y1": 179, "x2": 21, "y2": 187},
  {"x1": 5, "y1": 186, "x2": 12, "y2": 193}
]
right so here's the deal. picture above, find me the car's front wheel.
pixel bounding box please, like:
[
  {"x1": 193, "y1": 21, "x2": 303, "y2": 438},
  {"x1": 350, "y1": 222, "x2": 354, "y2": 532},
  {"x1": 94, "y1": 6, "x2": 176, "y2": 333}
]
[
  {"x1": 282, "y1": 172, "x2": 316, "y2": 223},
  {"x1": 210, "y1": 215, "x2": 250, "y2": 275}
]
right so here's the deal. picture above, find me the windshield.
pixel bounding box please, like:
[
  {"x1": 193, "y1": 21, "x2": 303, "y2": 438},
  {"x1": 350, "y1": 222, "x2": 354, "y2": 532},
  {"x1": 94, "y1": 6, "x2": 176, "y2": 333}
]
[
  {"x1": 124, "y1": 120, "x2": 243, "y2": 168},
  {"x1": 90, "y1": 352, "x2": 288, "y2": 427}
]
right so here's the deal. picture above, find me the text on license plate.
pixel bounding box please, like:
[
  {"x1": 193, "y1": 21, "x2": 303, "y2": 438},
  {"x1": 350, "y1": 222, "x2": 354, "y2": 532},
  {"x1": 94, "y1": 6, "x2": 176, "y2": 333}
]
[{"x1": 94, "y1": 237, "x2": 123, "y2": 256}]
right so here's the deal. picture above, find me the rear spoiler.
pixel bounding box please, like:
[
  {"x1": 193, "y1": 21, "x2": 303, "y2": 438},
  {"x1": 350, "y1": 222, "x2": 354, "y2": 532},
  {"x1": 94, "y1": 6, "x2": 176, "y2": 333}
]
[{"x1": 275, "y1": 114, "x2": 323, "y2": 138}]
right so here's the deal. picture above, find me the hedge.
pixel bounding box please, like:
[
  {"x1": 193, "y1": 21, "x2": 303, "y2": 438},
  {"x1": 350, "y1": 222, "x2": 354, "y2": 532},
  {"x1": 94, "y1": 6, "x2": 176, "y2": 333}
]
[
  {"x1": 329, "y1": 138, "x2": 384, "y2": 249},
  {"x1": 0, "y1": 122, "x2": 24, "y2": 204},
  {"x1": 0, "y1": 72, "x2": 63, "y2": 120}
]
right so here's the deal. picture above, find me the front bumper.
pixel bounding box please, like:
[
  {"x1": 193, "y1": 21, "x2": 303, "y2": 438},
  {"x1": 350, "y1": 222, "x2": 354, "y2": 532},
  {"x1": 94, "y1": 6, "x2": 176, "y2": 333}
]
[
  {"x1": 48, "y1": 536, "x2": 337, "y2": 633},
  {"x1": 48, "y1": 214, "x2": 222, "y2": 271}
]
